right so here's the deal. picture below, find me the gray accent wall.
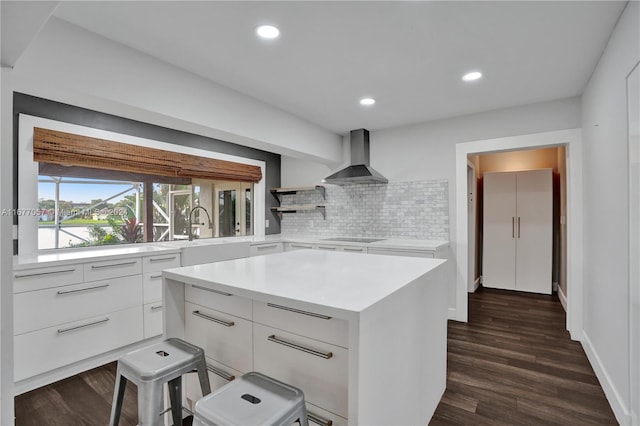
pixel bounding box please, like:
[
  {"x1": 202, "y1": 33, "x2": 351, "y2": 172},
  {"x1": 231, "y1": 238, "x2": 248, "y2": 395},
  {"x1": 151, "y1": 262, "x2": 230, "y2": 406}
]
[
  {"x1": 281, "y1": 180, "x2": 449, "y2": 240},
  {"x1": 12, "y1": 92, "x2": 281, "y2": 252}
]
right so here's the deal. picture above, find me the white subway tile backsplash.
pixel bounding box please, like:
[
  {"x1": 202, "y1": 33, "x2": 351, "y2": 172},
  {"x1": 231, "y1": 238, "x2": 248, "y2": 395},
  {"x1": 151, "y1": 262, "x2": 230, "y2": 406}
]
[{"x1": 280, "y1": 180, "x2": 449, "y2": 240}]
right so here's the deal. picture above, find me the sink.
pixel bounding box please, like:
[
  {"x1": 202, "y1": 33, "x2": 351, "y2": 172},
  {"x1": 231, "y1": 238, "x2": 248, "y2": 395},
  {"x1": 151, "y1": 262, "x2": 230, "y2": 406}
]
[{"x1": 180, "y1": 240, "x2": 250, "y2": 266}]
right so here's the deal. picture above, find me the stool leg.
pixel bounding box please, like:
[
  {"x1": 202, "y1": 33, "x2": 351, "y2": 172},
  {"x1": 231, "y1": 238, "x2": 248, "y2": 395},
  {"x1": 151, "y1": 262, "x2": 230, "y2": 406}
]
[
  {"x1": 109, "y1": 367, "x2": 127, "y2": 426},
  {"x1": 168, "y1": 376, "x2": 183, "y2": 426},
  {"x1": 138, "y1": 381, "x2": 164, "y2": 426},
  {"x1": 298, "y1": 405, "x2": 309, "y2": 426},
  {"x1": 196, "y1": 356, "x2": 211, "y2": 396}
]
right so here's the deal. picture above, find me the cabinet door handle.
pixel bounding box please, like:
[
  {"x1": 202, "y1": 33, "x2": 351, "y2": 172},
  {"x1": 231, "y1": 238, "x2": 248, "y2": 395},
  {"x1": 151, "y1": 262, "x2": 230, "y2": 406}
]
[
  {"x1": 57, "y1": 283, "x2": 109, "y2": 295},
  {"x1": 192, "y1": 285, "x2": 233, "y2": 297},
  {"x1": 307, "y1": 411, "x2": 334, "y2": 426},
  {"x1": 14, "y1": 268, "x2": 76, "y2": 278},
  {"x1": 148, "y1": 256, "x2": 177, "y2": 262},
  {"x1": 267, "y1": 303, "x2": 332, "y2": 320},
  {"x1": 192, "y1": 310, "x2": 235, "y2": 327},
  {"x1": 343, "y1": 247, "x2": 364, "y2": 252},
  {"x1": 58, "y1": 317, "x2": 110, "y2": 334},
  {"x1": 91, "y1": 261, "x2": 137, "y2": 269},
  {"x1": 512, "y1": 217, "x2": 515, "y2": 238},
  {"x1": 267, "y1": 335, "x2": 333, "y2": 359},
  {"x1": 206, "y1": 364, "x2": 235, "y2": 382},
  {"x1": 150, "y1": 304, "x2": 163, "y2": 311},
  {"x1": 316, "y1": 246, "x2": 337, "y2": 250},
  {"x1": 256, "y1": 244, "x2": 278, "y2": 250},
  {"x1": 150, "y1": 274, "x2": 163, "y2": 279},
  {"x1": 518, "y1": 217, "x2": 521, "y2": 238}
]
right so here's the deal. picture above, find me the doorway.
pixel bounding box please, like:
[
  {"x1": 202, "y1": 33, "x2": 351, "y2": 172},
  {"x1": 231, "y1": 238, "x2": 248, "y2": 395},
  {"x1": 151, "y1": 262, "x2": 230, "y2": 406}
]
[
  {"x1": 213, "y1": 182, "x2": 253, "y2": 237},
  {"x1": 455, "y1": 129, "x2": 583, "y2": 339}
]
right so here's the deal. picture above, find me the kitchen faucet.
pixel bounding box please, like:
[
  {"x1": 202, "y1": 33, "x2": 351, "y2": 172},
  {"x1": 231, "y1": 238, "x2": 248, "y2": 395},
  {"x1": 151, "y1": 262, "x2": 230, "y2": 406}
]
[{"x1": 187, "y1": 205, "x2": 213, "y2": 241}]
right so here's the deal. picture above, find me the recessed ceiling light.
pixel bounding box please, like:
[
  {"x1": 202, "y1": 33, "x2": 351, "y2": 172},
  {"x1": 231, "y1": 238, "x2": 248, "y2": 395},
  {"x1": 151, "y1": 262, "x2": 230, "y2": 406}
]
[
  {"x1": 462, "y1": 71, "x2": 482, "y2": 82},
  {"x1": 256, "y1": 25, "x2": 280, "y2": 39},
  {"x1": 360, "y1": 98, "x2": 376, "y2": 106}
]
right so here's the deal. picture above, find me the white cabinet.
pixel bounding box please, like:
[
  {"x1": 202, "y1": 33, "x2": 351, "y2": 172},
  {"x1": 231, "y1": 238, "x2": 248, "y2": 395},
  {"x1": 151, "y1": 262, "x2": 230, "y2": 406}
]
[
  {"x1": 284, "y1": 242, "x2": 314, "y2": 251},
  {"x1": 482, "y1": 169, "x2": 552, "y2": 294},
  {"x1": 13, "y1": 249, "x2": 180, "y2": 389}
]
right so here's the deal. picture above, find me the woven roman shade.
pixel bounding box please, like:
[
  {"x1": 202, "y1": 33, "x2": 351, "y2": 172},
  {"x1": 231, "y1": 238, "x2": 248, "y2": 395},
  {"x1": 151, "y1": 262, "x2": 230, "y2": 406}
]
[{"x1": 33, "y1": 127, "x2": 262, "y2": 183}]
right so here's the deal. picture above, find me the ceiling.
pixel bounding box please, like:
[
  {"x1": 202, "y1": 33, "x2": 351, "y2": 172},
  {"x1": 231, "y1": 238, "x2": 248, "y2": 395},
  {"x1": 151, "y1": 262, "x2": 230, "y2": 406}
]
[{"x1": 8, "y1": 1, "x2": 628, "y2": 134}]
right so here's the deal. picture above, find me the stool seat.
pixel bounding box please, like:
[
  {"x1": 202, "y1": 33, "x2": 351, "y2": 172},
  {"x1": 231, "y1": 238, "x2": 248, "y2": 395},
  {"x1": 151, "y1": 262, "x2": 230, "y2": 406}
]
[
  {"x1": 193, "y1": 372, "x2": 308, "y2": 426},
  {"x1": 110, "y1": 338, "x2": 211, "y2": 426}
]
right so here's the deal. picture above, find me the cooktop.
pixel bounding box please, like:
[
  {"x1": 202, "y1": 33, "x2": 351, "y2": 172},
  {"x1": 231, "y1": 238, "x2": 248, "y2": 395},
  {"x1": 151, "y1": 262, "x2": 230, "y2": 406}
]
[{"x1": 321, "y1": 237, "x2": 385, "y2": 243}]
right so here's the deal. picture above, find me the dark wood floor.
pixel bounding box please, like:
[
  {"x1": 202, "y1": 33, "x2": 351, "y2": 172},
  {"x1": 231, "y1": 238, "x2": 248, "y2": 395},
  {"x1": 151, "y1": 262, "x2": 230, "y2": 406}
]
[
  {"x1": 15, "y1": 287, "x2": 617, "y2": 425},
  {"x1": 431, "y1": 287, "x2": 617, "y2": 425}
]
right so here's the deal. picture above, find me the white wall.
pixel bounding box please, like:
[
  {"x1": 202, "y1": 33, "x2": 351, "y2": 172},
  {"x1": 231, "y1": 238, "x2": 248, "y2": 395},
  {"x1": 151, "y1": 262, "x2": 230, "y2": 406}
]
[
  {"x1": 581, "y1": 1, "x2": 639, "y2": 424},
  {"x1": 10, "y1": 17, "x2": 342, "y2": 163},
  {"x1": 282, "y1": 96, "x2": 581, "y2": 312}
]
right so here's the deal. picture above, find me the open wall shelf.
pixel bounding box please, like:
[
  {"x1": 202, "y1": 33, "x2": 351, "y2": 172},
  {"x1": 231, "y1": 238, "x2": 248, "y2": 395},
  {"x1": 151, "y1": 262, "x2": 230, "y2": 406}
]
[{"x1": 270, "y1": 186, "x2": 326, "y2": 219}]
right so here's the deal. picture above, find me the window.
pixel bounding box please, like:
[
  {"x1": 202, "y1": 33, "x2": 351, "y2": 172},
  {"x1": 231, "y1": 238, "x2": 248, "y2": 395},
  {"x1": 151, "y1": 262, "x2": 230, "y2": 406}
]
[{"x1": 36, "y1": 172, "x2": 254, "y2": 250}]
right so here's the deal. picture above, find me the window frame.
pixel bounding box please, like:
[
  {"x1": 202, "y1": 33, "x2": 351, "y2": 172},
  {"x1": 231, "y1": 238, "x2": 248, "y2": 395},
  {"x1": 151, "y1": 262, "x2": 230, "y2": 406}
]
[{"x1": 18, "y1": 113, "x2": 266, "y2": 255}]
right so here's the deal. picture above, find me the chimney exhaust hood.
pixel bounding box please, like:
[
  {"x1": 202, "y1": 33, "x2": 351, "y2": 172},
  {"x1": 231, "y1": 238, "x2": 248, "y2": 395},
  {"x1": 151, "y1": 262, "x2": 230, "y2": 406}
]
[{"x1": 322, "y1": 129, "x2": 388, "y2": 185}]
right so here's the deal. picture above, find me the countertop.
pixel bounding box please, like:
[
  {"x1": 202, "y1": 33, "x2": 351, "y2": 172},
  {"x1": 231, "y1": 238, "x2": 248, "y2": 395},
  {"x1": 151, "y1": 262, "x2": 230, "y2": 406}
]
[
  {"x1": 13, "y1": 234, "x2": 448, "y2": 269},
  {"x1": 163, "y1": 249, "x2": 446, "y2": 315}
]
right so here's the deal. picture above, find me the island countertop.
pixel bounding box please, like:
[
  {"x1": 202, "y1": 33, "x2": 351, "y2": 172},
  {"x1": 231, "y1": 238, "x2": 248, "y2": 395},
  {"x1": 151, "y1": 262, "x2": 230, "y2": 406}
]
[{"x1": 163, "y1": 249, "x2": 446, "y2": 318}]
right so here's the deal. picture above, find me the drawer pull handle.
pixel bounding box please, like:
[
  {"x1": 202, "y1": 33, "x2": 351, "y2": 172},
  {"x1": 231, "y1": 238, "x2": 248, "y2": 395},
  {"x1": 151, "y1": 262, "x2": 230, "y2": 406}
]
[
  {"x1": 149, "y1": 256, "x2": 177, "y2": 262},
  {"x1": 14, "y1": 268, "x2": 76, "y2": 278},
  {"x1": 192, "y1": 310, "x2": 235, "y2": 327},
  {"x1": 316, "y1": 246, "x2": 337, "y2": 250},
  {"x1": 267, "y1": 303, "x2": 332, "y2": 320},
  {"x1": 58, "y1": 317, "x2": 110, "y2": 334},
  {"x1": 192, "y1": 285, "x2": 233, "y2": 297},
  {"x1": 267, "y1": 335, "x2": 333, "y2": 359},
  {"x1": 290, "y1": 244, "x2": 312, "y2": 249},
  {"x1": 91, "y1": 261, "x2": 137, "y2": 269},
  {"x1": 150, "y1": 304, "x2": 163, "y2": 311},
  {"x1": 257, "y1": 244, "x2": 278, "y2": 250},
  {"x1": 343, "y1": 248, "x2": 364, "y2": 252},
  {"x1": 307, "y1": 411, "x2": 333, "y2": 426},
  {"x1": 206, "y1": 365, "x2": 235, "y2": 382},
  {"x1": 57, "y1": 283, "x2": 110, "y2": 295},
  {"x1": 150, "y1": 274, "x2": 163, "y2": 279}
]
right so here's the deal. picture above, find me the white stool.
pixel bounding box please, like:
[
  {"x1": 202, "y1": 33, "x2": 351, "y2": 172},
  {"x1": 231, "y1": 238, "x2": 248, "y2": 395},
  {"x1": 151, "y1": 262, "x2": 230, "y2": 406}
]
[
  {"x1": 109, "y1": 338, "x2": 211, "y2": 426},
  {"x1": 193, "y1": 372, "x2": 308, "y2": 426}
]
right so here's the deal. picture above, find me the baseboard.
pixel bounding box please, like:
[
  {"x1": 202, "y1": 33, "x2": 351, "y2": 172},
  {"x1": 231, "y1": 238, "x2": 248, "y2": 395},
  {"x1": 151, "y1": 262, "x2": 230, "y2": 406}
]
[
  {"x1": 558, "y1": 286, "x2": 567, "y2": 312},
  {"x1": 553, "y1": 281, "x2": 559, "y2": 292},
  {"x1": 447, "y1": 307, "x2": 457, "y2": 320},
  {"x1": 581, "y1": 331, "x2": 632, "y2": 425},
  {"x1": 473, "y1": 277, "x2": 480, "y2": 292}
]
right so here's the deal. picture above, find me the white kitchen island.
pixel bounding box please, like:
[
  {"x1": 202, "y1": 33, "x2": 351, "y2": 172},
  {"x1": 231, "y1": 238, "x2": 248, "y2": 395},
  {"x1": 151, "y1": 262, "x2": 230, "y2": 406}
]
[{"x1": 163, "y1": 249, "x2": 448, "y2": 425}]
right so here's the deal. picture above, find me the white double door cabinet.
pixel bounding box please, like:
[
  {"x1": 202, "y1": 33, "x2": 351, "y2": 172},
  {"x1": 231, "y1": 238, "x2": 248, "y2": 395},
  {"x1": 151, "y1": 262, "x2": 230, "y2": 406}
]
[{"x1": 482, "y1": 169, "x2": 552, "y2": 294}]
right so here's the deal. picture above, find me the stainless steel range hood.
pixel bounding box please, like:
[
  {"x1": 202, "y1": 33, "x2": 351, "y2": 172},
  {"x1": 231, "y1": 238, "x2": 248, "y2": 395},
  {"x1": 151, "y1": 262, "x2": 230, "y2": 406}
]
[{"x1": 323, "y1": 129, "x2": 388, "y2": 185}]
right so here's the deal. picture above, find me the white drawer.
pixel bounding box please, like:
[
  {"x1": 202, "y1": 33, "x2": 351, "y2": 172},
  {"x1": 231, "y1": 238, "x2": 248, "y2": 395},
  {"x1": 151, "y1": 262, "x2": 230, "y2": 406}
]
[
  {"x1": 143, "y1": 302, "x2": 164, "y2": 339},
  {"x1": 313, "y1": 244, "x2": 338, "y2": 251},
  {"x1": 185, "y1": 357, "x2": 241, "y2": 406},
  {"x1": 367, "y1": 247, "x2": 435, "y2": 258},
  {"x1": 338, "y1": 245, "x2": 366, "y2": 254},
  {"x1": 14, "y1": 306, "x2": 143, "y2": 381},
  {"x1": 250, "y1": 242, "x2": 284, "y2": 257},
  {"x1": 143, "y1": 272, "x2": 163, "y2": 304},
  {"x1": 84, "y1": 258, "x2": 142, "y2": 282},
  {"x1": 185, "y1": 302, "x2": 252, "y2": 373},
  {"x1": 284, "y1": 242, "x2": 314, "y2": 251},
  {"x1": 142, "y1": 253, "x2": 180, "y2": 273},
  {"x1": 185, "y1": 283, "x2": 252, "y2": 320},
  {"x1": 13, "y1": 264, "x2": 83, "y2": 293},
  {"x1": 253, "y1": 301, "x2": 348, "y2": 348},
  {"x1": 253, "y1": 323, "x2": 348, "y2": 418},
  {"x1": 306, "y1": 402, "x2": 348, "y2": 426},
  {"x1": 14, "y1": 274, "x2": 143, "y2": 335}
]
